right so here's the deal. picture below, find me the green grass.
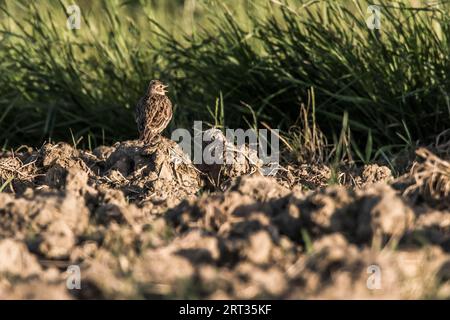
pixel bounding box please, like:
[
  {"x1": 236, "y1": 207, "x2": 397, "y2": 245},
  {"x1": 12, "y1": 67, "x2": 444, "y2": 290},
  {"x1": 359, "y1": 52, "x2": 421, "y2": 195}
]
[
  {"x1": 158, "y1": 0, "x2": 450, "y2": 153},
  {"x1": 0, "y1": 176, "x2": 14, "y2": 192},
  {"x1": 0, "y1": 0, "x2": 449, "y2": 166}
]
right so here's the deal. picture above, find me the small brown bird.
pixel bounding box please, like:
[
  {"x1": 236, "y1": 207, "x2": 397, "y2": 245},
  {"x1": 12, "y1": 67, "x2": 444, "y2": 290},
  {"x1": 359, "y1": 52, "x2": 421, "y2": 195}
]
[{"x1": 135, "y1": 80, "x2": 173, "y2": 146}]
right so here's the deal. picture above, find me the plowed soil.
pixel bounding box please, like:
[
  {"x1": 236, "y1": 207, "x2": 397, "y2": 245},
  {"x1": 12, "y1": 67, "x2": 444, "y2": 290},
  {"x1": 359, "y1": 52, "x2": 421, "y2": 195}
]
[{"x1": 0, "y1": 138, "x2": 449, "y2": 299}]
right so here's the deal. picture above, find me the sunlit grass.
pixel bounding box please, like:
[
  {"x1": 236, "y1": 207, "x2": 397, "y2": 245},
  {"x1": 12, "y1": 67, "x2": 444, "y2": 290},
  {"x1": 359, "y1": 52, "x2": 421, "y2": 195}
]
[{"x1": 0, "y1": 0, "x2": 449, "y2": 167}]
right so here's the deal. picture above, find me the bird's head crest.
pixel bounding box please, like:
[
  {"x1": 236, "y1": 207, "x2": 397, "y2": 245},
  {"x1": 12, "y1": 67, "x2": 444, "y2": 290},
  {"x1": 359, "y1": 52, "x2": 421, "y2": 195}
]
[{"x1": 148, "y1": 80, "x2": 168, "y2": 95}]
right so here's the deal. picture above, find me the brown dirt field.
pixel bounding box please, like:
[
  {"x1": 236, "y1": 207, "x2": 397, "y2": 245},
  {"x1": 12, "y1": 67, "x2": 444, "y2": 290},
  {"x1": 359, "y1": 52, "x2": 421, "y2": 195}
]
[{"x1": 0, "y1": 138, "x2": 449, "y2": 299}]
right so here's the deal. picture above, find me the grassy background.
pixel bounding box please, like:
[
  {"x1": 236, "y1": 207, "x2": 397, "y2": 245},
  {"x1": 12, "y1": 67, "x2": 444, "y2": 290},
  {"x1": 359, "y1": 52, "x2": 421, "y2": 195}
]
[{"x1": 0, "y1": 0, "x2": 449, "y2": 165}]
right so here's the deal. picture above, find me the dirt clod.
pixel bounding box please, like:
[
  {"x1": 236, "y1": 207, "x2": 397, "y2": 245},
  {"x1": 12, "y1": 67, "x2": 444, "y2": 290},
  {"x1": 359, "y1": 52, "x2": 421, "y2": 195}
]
[{"x1": 0, "y1": 140, "x2": 449, "y2": 299}]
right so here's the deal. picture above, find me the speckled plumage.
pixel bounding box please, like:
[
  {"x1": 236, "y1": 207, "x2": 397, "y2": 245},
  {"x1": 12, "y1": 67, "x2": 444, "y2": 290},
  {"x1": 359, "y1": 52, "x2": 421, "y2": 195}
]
[{"x1": 135, "y1": 80, "x2": 173, "y2": 145}]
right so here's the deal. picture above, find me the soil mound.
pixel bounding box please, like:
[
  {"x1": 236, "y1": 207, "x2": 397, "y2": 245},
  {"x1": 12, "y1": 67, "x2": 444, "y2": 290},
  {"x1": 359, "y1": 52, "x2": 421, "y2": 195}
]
[{"x1": 0, "y1": 141, "x2": 449, "y2": 299}]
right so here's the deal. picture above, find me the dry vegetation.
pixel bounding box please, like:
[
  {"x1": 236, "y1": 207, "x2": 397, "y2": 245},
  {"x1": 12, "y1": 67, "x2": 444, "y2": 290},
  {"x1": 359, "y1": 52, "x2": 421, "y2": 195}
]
[{"x1": 0, "y1": 136, "x2": 449, "y2": 299}]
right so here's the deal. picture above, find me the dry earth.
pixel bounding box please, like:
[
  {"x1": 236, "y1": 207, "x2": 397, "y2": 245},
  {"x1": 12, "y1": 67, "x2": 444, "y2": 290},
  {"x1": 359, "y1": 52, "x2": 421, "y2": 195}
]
[{"x1": 0, "y1": 137, "x2": 449, "y2": 299}]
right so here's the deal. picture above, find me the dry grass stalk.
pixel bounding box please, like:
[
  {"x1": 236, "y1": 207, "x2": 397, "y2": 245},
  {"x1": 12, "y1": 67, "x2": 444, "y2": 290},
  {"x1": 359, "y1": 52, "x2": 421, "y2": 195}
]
[
  {"x1": 404, "y1": 148, "x2": 450, "y2": 206},
  {"x1": 288, "y1": 103, "x2": 328, "y2": 164}
]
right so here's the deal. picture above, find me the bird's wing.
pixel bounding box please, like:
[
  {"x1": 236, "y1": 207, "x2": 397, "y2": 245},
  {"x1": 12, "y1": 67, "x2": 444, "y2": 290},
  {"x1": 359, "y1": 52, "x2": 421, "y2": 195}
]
[{"x1": 150, "y1": 95, "x2": 173, "y2": 130}]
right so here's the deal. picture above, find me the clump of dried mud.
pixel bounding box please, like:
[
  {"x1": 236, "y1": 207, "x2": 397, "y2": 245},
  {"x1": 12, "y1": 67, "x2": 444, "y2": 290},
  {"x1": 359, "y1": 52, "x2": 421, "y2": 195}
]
[{"x1": 0, "y1": 138, "x2": 449, "y2": 299}]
